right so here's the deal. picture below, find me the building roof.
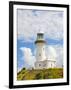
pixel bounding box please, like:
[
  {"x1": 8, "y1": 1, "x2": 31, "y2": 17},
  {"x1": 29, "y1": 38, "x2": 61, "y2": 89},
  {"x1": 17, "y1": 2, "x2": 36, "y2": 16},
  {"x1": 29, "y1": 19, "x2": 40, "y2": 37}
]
[{"x1": 38, "y1": 30, "x2": 44, "y2": 34}]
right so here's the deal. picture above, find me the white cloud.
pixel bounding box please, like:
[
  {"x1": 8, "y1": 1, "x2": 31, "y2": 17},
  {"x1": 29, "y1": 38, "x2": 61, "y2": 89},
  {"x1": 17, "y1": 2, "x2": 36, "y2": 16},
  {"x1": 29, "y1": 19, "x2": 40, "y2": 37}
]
[
  {"x1": 47, "y1": 45, "x2": 63, "y2": 67},
  {"x1": 20, "y1": 47, "x2": 36, "y2": 68},
  {"x1": 46, "y1": 46, "x2": 57, "y2": 61},
  {"x1": 46, "y1": 45, "x2": 63, "y2": 67},
  {"x1": 54, "y1": 45, "x2": 63, "y2": 67},
  {"x1": 17, "y1": 9, "x2": 63, "y2": 42}
]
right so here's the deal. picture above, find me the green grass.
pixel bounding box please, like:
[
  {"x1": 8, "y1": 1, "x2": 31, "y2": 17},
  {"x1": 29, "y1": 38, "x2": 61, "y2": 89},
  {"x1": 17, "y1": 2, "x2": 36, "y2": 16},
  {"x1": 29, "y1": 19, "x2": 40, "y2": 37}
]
[{"x1": 17, "y1": 68, "x2": 63, "y2": 80}]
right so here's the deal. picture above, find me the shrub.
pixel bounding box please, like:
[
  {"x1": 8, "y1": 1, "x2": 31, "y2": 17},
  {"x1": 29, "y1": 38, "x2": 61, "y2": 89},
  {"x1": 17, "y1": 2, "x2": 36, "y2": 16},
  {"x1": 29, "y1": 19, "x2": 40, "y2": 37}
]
[
  {"x1": 43, "y1": 73, "x2": 48, "y2": 79},
  {"x1": 22, "y1": 67, "x2": 26, "y2": 70},
  {"x1": 35, "y1": 73, "x2": 43, "y2": 79}
]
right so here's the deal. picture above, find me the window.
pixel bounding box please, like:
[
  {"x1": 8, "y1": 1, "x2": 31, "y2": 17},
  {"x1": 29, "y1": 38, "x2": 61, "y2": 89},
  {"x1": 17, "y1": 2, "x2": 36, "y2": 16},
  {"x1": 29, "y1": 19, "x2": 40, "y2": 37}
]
[{"x1": 39, "y1": 64, "x2": 41, "y2": 66}]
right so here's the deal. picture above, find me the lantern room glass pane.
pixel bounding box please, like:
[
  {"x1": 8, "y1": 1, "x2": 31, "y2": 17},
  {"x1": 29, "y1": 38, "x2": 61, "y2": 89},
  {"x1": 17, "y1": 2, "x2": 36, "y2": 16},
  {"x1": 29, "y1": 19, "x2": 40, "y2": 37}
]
[{"x1": 37, "y1": 34, "x2": 44, "y2": 40}]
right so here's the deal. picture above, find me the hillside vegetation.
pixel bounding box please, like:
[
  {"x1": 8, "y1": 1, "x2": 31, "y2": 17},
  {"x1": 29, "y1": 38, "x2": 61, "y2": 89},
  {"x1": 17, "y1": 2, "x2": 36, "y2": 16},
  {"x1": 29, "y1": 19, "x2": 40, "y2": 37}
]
[{"x1": 17, "y1": 68, "x2": 63, "y2": 80}]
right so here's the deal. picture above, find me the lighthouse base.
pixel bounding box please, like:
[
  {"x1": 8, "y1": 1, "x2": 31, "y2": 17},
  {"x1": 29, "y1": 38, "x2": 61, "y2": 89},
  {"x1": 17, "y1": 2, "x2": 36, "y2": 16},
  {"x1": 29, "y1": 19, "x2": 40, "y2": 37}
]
[{"x1": 35, "y1": 60, "x2": 56, "y2": 69}]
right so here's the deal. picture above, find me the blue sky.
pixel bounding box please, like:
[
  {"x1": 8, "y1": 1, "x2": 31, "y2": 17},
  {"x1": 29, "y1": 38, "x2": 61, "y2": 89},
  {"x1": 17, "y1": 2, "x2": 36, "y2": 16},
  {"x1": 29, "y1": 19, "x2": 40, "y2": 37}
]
[{"x1": 17, "y1": 9, "x2": 64, "y2": 72}]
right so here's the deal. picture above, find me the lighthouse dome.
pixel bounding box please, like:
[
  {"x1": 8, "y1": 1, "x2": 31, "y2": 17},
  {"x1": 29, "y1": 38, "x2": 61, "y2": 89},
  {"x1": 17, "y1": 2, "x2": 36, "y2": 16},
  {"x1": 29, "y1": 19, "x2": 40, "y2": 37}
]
[{"x1": 39, "y1": 30, "x2": 44, "y2": 34}]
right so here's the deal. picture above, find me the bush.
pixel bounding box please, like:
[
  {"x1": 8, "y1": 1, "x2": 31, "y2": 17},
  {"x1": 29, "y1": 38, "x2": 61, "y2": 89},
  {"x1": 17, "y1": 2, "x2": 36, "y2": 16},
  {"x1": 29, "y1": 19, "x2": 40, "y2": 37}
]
[
  {"x1": 22, "y1": 67, "x2": 26, "y2": 70},
  {"x1": 17, "y1": 68, "x2": 63, "y2": 80},
  {"x1": 43, "y1": 73, "x2": 48, "y2": 79},
  {"x1": 35, "y1": 73, "x2": 43, "y2": 79}
]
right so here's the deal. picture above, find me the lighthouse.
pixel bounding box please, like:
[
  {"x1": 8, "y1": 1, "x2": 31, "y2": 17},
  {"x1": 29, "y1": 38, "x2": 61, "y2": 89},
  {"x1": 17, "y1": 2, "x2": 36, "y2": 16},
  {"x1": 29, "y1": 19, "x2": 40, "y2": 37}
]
[
  {"x1": 35, "y1": 32, "x2": 46, "y2": 61},
  {"x1": 35, "y1": 31, "x2": 47, "y2": 69},
  {"x1": 34, "y1": 31, "x2": 56, "y2": 69}
]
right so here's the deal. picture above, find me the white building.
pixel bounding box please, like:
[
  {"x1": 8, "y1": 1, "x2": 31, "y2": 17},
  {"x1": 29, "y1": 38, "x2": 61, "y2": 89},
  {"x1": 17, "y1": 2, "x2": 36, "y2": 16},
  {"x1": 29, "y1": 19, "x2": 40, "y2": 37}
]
[{"x1": 35, "y1": 32, "x2": 56, "y2": 69}]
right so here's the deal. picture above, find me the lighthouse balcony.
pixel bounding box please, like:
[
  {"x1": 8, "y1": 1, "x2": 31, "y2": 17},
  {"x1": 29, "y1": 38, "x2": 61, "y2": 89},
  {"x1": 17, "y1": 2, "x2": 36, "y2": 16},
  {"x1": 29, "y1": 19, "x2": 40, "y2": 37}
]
[{"x1": 35, "y1": 40, "x2": 46, "y2": 44}]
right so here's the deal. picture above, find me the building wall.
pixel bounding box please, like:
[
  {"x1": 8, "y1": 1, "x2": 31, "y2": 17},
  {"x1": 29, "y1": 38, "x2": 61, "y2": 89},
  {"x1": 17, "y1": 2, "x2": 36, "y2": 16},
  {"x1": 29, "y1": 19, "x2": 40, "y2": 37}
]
[
  {"x1": 35, "y1": 61, "x2": 44, "y2": 69},
  {"x1": 47, "y1": 61, "x2": 56, "y2": 68},
  {"x1": 35, "y1": 60, "x2": 56, "y2": 69},
  {"x1": 36, "y1": 43, "x2": 46, "y2": 61}
]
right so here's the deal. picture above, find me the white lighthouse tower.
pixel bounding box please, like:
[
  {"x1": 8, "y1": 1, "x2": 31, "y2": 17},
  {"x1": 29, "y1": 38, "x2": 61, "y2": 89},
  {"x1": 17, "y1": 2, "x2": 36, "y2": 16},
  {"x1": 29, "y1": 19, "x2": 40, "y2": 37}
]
[
  {"x1": 35, "y1": 31, "x2": 56, "y2": 69},
  {"x1": 35, "y1": 31, "x2": 47, "y2": 69},
  {"x1": 35, "y1": 31, "x2": 46, "y2": 61}
]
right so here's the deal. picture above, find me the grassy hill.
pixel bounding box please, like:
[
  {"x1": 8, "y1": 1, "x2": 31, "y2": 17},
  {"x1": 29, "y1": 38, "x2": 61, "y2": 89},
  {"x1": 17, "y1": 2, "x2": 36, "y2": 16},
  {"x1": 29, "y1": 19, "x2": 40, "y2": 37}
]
[{"x1": 17, "y1": 68, "x2": 63, "y2": 80}]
